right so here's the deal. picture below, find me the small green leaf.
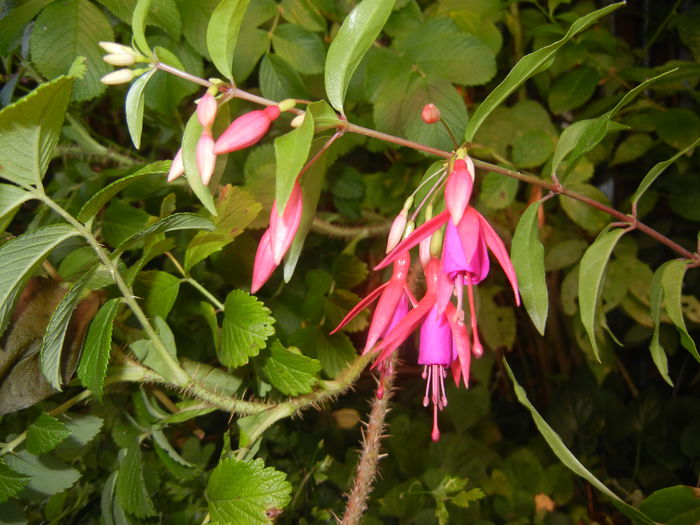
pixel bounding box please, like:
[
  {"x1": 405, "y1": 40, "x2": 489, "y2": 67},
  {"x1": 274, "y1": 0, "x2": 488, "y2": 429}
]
[
  {"x1": 125, "y1": 69, "x2": 157, "y2": 149},
  {"x1": 511, "y1": 202, "x2": 548, "y2": 335},
  {"x1": 77, "y1": 298, "x2": 120, "y2": 400},
  {"x1": 259, "y1": 54, "x2": 309, "y2": 101},
  {"x1": 0, "y1": 184, "x2": 33, "y2": 231},
  {"x1": 464, "y1": 2, "x2": 624, "y2": 142},
  {"x1": 331, "y1": 254, "x2": 368, "y2": 289},
  {"x1": 0, "y1": 460, "x2": 31, "y2": 503},
  {"x1": 134, "y1": 271, "x2": 180, "y2": 320},
  {"x1": 655, "y1": 108, "x2": 700, "y2": 150},
  {"x1": 660, "y1": 259, "x2": 700, "y2": 362},
  {"x1": 207, "y1": 458, "x2": 292, "y2": 523},
  {"x1": 649, "y1": 263, "x2": 673, "y2": 385},
  {"x1": 274, "y1": 103, "x2": 315, "y2": 211},
  {"x1": 116, "y1": 213, "x2": 214, "y2": 253},
  {"x1": 610, "y1": 133, "x2": 653, "y2": 166},
  {"x1": 504, "y1": 360, "x2": 656, "y2": 525},
  {"x1": 131, "y1": 0, "x2": 153, "y2": 56},
  {"x1": 547, "y1": 66, "x2": 599, "y2": 114},
  {"x1": 272, "y1": 24, "x2": 325, "y2": 75},
  {"x1": 206, "y1": 0, "x2": 251, "y2": 80},
  {"x1": 324, "y1": 0, "x2": 396, "y2": 114},
  {"x1": 262, "y1": 340, "x2": 321, "y2": 395},
  {"x1": 115, "y1": 444, "x2": 157, "y2": 518},
  {"x1": 578, "y1": 228, "x2": 626, "y2": 361},
  {"x1": 0, "y1": 224, "x2": 79, "y2": 339},
  {"x1": 4, "y1": 451, "x2": 81, "y2": 497},
  {"x1": 290, "y1": 327, "x2": 355, "y2": 378},
  {"x1": 26, "y1": 413, "x2": 71, "y2": 455},
  {"x1": 182, "y1": 112, "x2": 217, "y2": 215},
  {"x1": 0, "y1": 76, "x2": 73, "y2": 186},
  {"x1": 560, "y1": 183, "x2": 610, "y2": 233},
  {"x1": 478, "y1": 172, "x2": 519, "y2": 210},
  {"x1": 511, "y1": 129, "x2": 554, "y2": 168},
  {"x1": 220, "y1": 290, "x2": 275, "y2": 368}
]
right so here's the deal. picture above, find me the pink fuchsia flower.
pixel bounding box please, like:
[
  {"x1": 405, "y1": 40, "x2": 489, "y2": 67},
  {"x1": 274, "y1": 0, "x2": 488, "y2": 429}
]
[
  {"x1": 167, "y1": 148, "x2": 185, "y2": 182},
  {"x1": 214, "y1": 105, "x2": 281, "y2": 154},
  {"x1": 196, "y1": 128, "x2": 216, "y2": 186}
]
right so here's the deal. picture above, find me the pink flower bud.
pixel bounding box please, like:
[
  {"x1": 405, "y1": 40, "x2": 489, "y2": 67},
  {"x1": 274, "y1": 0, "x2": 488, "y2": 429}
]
[
  {"x1": 386, "y1": 209, "x2": 408, "y2": 253},
  {"x1": 213, "y1": 105, "x2": 281, "y2": 154},
  {"x1": 196, "y1": 129, "x2": 216, "y2": 185},
  {"x1": 445, "y1": 158, "x2": 474, "y2": 225},
  {"x1": 251, "y1": 229, "x2": 277, "y2": 294},
  {"x1": 167, "y1": 148, "x2": 184, "y2": 182},
  {"x1": 269, "y1": 182, "x2": 303, "y2": 265},
  {"x1": 197, "y1": 93, "x2": 217, "y2": 128},
  {"x1": 421, "y1": 103, "x2": 441, "y2": 124}
]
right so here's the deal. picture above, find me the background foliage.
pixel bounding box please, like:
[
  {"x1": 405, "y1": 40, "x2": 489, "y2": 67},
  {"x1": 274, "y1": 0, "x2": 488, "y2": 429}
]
[{"x1": 0, "y1": 0, "x2": 699, "y2": 523}]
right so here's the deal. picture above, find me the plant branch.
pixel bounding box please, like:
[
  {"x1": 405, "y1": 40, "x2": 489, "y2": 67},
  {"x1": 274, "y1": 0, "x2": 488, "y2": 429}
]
[{"x1": 311, "y1": 217, "x2": 390, "y2": 238}]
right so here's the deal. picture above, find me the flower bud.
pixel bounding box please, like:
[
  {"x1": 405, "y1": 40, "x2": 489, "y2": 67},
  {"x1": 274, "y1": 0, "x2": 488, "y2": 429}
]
[
  {"x1": 290, "y1": 113, "x2": 305, "y2": 128},
  {"x1": 421, "y1": 103, "x2": 441, "y2": 124},
  {"x1": 99, "y1": 42, "x2": 136, "y2": 56},
  {"x1": 100, "y1": 68, "x2": 136, "y2": 85},
  {"x1": 386, "y1": 209, "x2": 408, "y2": 253},
  {"x1": 197, "y1": 92, "x2": 217, "y2": 128},
  {"x1": 103, "y1": 53, "x2": 136, "y2": 66},
  {"x1": 196, "y1": 129, "x2": 217, "y2": 186},
  {"x1": 213, "y1": 105, "x2": 281, "y2": 154},
  {"x1": 167, "y1": 148, "x2": 184, "y2": 182},
  {"x1": 277, "y1": 98, "x2": 297, "y2": 112}
]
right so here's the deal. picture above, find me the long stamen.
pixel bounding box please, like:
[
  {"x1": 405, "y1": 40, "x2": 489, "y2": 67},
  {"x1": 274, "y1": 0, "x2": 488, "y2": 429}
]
[
  {"x1": 431, "y1": 403, "x2": 440, "y2": 442},
  {"x1": 439, "y1": 367, "x2": 448, "y2": 408},
  {"x1": 466, "y1": 277, "x2": 484, "y2": 358},
  {"x1": 422, "y1": 365, "x2": 431, "y2": 407},
  {"x1": 410, "y1": 169, "x2": 448, "y2": 222}
]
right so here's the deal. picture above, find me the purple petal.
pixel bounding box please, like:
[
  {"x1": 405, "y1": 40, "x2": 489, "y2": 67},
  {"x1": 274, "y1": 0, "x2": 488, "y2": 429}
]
[{"x1": 418, "y1": 305, "x2": 454, "y2": 366}]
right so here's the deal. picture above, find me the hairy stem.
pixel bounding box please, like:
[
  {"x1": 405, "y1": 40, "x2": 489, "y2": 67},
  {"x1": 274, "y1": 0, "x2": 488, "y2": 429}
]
[{"x1": 311, "y1": 217, "x2": 390, "y2": 238}]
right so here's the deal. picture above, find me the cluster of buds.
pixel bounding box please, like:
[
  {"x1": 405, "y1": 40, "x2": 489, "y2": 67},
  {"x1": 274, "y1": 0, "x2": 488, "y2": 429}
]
[
  {"x1": 98, "y1": 42, "x2": 146, "y2": 85},
  {"x1": 333, "y1": 112, "x2": 520, "y2": 441}
]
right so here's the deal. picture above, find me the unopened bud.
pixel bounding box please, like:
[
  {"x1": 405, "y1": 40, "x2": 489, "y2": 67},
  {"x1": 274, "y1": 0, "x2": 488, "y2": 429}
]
[
  {"x1": 386, "y1": 209, "x2": 408, "y2": 253},
  {"x1": 197, "y1": 92, "x2": 217, "y2": 128},
  {"x1": 422, "y1": 103, "x2": 440, "y2": 124},
  {"x1": 277, "y1": 98, "x2": 297, "y2": 112},
  {"x1": 403, "y1": 220, "x2": 415, "y2": 238},
  {"x1": 103, "y1": 53, "x2": 136, "y2": 66},
  {"x1": 419, "y1": 237, "x2": 431, "y2": 268},
  {"x1": 429, "y1": 228, "x2": 444, "y2": 258},
  {"x1": 100, "y1": 68, "x2": 136, "y2": 85},
  {"x1": 290, "y1": 113, "x2": 305, "y2": 128},
  {"x1": 167, "y1": 148, "x2": 184, "y2": 182},
  {"x1": 99, "y1": 41, "x2": 136, "y2": 56}
]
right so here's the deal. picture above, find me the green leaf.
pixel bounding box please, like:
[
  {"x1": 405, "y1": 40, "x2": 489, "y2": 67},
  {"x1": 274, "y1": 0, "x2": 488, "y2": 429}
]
[
  {"x1": 639, "y1": 485, "x2": 700, "y2": 525},
  {"x1": 182, "y1": 112, "x2": 217, "y2": 215},
  {"x1": 280, "y1": 0, "x2": 326, "y2": 32},
  {"x1": 259, "y1": 54, "x2": 309, "y2": 101},
  {"x1": 56, "y1": 414, "x2": 104, "y2": 458},
  {"x1": 660, "y1": 259, "x2": 700, "y2": 362},
  {"x1": 207, "y1": 458, "x2": 292, "y2": 524},
  {"x1": 511, "y1": 202, "x2": 548, "y2": 335},
  {"x1": 649, "y1": 263, "x2": 673, "y2": 385},
  {"x1": 0, "y1": 224, "x2": 79, "y2": 339},
  {"x1": 478, "y1": 172, "x2": 519, "y2": 210},
  {"x1": 135, "y1": 271, "x2": 180, "y2": 319},
  {"x1": 125, "y1": 69, "x2": 157, "y2": 149},
  {"x1": 129, "y1": 316, "x2": 178, "y2": 381},
  {"x1": 560, "y1": 183, "x2": 610, "y2": 233},
  {"x1": 116, "y1": 213, "x2": 214, "y2": 253},
  {"x1": 0, "y1": 460, "x2": 31, "y2": 503},
  {"x1": 0, "y1": 184, "x2": 33, "y2": 232},
  {"x1": 290, "y1": 327, "x2": 355, "y2": 378},
  {"x1": 4, "y1": 451, "x2": 81, "y2": 497},
  {"x1": 654, "y1": 108, "x2": 700, "y2": 150},
  {"x1": 504, "y1": 360, "x2": 656, "y2": 525},
  {"x1": 101, "y1": 200, "x2": 152, "y2": 247},
  {"x1": 40, "y1": 268, "x2": 95, "y2": 390},
  {"x1": 0, "y1": 0, "x2": 55, "y2": 55},
  {"x1": 547, "y1": 66, "x2": 599, "y2": 114},
  {"x1": 77, "y1": 298, "x2": 120, "y2": 400},
  {"x1": 511, "y1": 129, "x2": 554, "y2": 168},
  {"x1": 115, "y1": 444, "x2": 157, "y2": 518},
  {"x1": 272, "y1": 24, "x2": 325, "y2": 75},
  {"x1": 464, "y1": 2, "x2": 624, "y2": 142},
  {"x1": 131, "y1": 0, "x2": 153, "y2": 56},
  {"x1": 578, "y1": 228, "x2": 626, "y2": 361},
  {"x1": 331, "y1": 254, "x2": 368, "y2": 289},
  {"x1": 206, "y1": 0, "x2": 251, "y2": 81},
  {"x1": 26, "y1": 413, "x2": 71, "y2": 455},
  {"x1": 324, "y1": 0, "x2": 396, "y2": 114},
  {"x1": 180, "y1": 357, "x2": 243, "y2": 398},
  {"x1": 30, "y1": 0, "x2": 113, "y2": 101},
  {"x1": 631, "y1": 137, "x2": 700, "y2": 210},
  {"x1": 0, "y1": 76, "x2": 73, "y2": 186},
  {"x1": 261, "y1": 340, "x2": 321, "y2": 395},
  {"x1": 220, "y1": 290, "x2": 275, "y2": 368},
  {"x1": 76, "y1": 161, "x2": 171, "y2": 222},
  {"x1": 274, "y1": 104, "x2": 315, "y2": 211},
  {"x1": 610, "y1": 133, "x2": 653, "y2": 166}
]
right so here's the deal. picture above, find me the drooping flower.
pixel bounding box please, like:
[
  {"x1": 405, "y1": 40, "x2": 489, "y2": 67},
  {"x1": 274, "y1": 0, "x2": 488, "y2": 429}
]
[{"x1": 214, "y1": 106, "x2": 281, "y2": 154}]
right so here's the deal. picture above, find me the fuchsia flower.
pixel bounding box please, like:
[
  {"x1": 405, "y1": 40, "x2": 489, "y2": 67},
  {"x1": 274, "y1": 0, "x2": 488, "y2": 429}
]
[{"x1": 214, "y1": 105, "x2": 281, "y2": 154}]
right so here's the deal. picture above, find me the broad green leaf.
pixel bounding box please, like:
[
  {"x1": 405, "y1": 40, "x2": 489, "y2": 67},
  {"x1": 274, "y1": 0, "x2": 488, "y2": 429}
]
[
  {"x1": 56, "y1": 414, "x2": 104, "y2": 458},
  {"x1": 131, "y1": 0, "x2": 152, "y2": 56},
  {"x1": 101, "y1": 200, "x2": 152, "y2": 247},
  {"x1": 560, "y1": 183, "x2": 610, "y2": 233},
  {"x1": 274, "y1": 103, "x2": 315, "y2": 211},
  {"x1": 655, "y1": 108, "x2": 700, "y2": 150},
  {"x1": 280, "y1": 0, "x2": 326, "y2": 32},
  {"x1": 660, "y1": 259, "x2": 700, "y2": 362},
  {"x1": 259, "y1": 54, "x2": 309, "y2": 101},
  {"x1": 610, "y1": 133, "x2": 653, "y2": 166},
  {"x1": 182, "y1": 112, "x2": 217, "y2": 215},
  {"x1": 26, "y1": 413, "x2": 71, "y2": 455},
  {"x1": 631, "y1": 137, "x2": 700, "y2": 210},
  {"x1": 261, "y1": 340, "x2": 321, "y2": 395},
  {"x1": 0, "y1": 184, "x2": 33, "y2": 231},
  {"x1": 5, "y1": 450, "x2": 80, "y2": 497},
  {"x1": 134, "y1": 271, "x2": 180, "y2": 319},
  {"x1": 220, "y1": 290, "x2": 275, "y2": 368},
  {"x1": 504, "y1": 360, "x2": 656, "y2": 525},
  {"x1": 649, "y1": 262, "x2": 673, "y2": 385},
  {"x1": 116, "y1": 213, "x2": 214, "y2": 253},
  {"x1": 40, "y1": 268, "x2": 95, "y2": 390},
  {"x1": 233, "y1": 28, "x2": 270, "y2": 82},
  {"x1": 125, "y1": 69, "x2": 157, "y2": 149},
  {"x1": 272, "y1": 24, "x2": 325, "y2": 75},
  {"x1": 511, "y1": 202, "x2": 548, "y2": 335},
  {"x1": 639, "y1": 485, "x2": 700, "y2": 525},
  {"x1": 547, "y1": 66, "x2": 599, "y2": 114},
  {"x1": 30, "y1": 0, "x2": 113, "y2": 101},
  {"x1": 511, "y1": 129, "x2": 554, "y2": 168},
  {"x1": 464, "y1": 2, "x2": 624, "y2": 142},
  {"x1": 180, "y1": 0, "x2": 220, "y2": 57},
  {"x1": 207, "y1": 458, "x2": 292, "y2": 523},
  {"x1": 324, "y1": 0, "x2": 396, "y2": 114},
  {"x1": 0, "y1": 460, "x2": 31, "y2": 503},
  {"x1": 97, "y1": 0, "x2": 181, "y2": 37},
  {"x1": 184, "y1": 185, "x2": 261, "y2": 271},
  {"x1": 0, "y1": 76, "x2": 73, "y2": 186},
  {"x1": 290, "y1": 326, "x2": 355, "y2": 378},
  {"x1": 78, "y1": 298, "x2": 120, "y2": 400},
  {"x1": 578, "y1": 228, "x2": 626, "y2": 361},
  {"x1": 331, "y1": 254, "x2": 368, "y2": 289},
  {"x1": 0, "y1": 0, "x2": 55, "y2": 55},
  {"x1": 0, "y1": 224, "x2": 79, "y2": 339},
  {"x1": 206, "y1": 0, "x2": 251, "y2": 81},
  {"x1": 479, "y1": 172, "x2": 519, "y2": 210},
  {"x1": 76, "y1": 161, "x2": 171, "y2": 222},
  {"x1": 115, "y1": 444, "x2": 157, "y2": 518}
]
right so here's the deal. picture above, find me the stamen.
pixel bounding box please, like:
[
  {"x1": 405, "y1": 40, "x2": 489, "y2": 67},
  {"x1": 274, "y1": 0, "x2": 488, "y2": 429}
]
[
  {"x1": 439, "y1": 367, "x2": 448, "y2": 408},
  {"x1": 455, "y1": 275, "x2": 465, "y2": 324},
  {"x1": 431, "y1": 404, "x2": 440, "y2": 442},
  {"x1": 409, "y1": 169, "x2": 449, "y2": 222},
  {"x1": 423, "y1": 366, "x2": 431, "y2": 407},
  {"x1": 466, "y1": 277, "x2": 483, "y2": 357}
]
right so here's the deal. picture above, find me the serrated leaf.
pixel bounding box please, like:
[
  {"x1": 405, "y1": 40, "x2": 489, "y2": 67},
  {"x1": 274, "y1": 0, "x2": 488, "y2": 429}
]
[
  {"x1": 0, "y1": 460, "x2": 31, "y2": 503},
  {"x1": 182, "y1": 112, "x2": 217, "y2": 215},
  {"x1": 660, "y1": 259, "x2": 700, "y2": 362},
  {"x1": 115, "y1": 444, "x2": 157, "y2": 518},
  {"x1": 77, "y1": 298, "x2": 120, "y2": 400},
  {"x1": 464, "y1": 2, "x2": 624, "y2": 142},
  {"x1": 504, "y1": 360, "x2": 656, "y2": 525},
  {"x1": 0, "y1": 75, "x2": 73, "y2": 186},
  {"x1": 26, "y1": 413, "x2": 71, "y2": 455},
  {"x1": 4, "y1": 451, "x2": 80, "y2": 498},
  {"x1": 220, "y1": 290, "x2": 275, "y2": 367},
  {"x1": 207, "y1": 458, "x2": 292, "y2": 524},
  {"x1": 40, "y1": 268, "x2": 95, "y2": 390},
  {"x1": 262, "y1": 340, "x2": 320, "y2": 395},
  {"x1": 511, "y1": 202, "x2": 548, "y2": 335},
  {"x1": 0, "y1": 224, "x2": 79, "y2": 339},
  {"x1": 0, "y1": 184, "x2": 33, "y2": 232},
  {"x1": 272, "y1": 24, "x2": 325, "y2": 74},
  {"x1": 290, "y1": 326, "x2": 355, "y2": 378},
  {"x1": 116, "y1": 213, "x2": 214, "y2": 253},
  {"x1": 206, "y1": 0, "x2": 251, "y2": 81},
  {"x1": 30, "y1": 0, "x2": 113, "y2": 101},
  {"x1": 578, "y1": 228, "x2": 626, "y2": 361},
  {"x1": 274, "y1": 103, "x2": 315, "y2": 211},
  {"x1": 125, "y1": 69, "x2": 157, "y2": 149},
  {"x1": 324, "y1": 0, "x2": 396, "y2": 114}
]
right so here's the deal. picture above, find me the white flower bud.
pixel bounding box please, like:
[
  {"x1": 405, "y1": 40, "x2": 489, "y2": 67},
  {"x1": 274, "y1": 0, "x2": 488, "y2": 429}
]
[
  {"x1": 290, "y1": 113, "x2": 305, "y2": 128},
  {"x1": 103, "y1": 53, "x2": 136, "y2": 66},
  {"x1": 98, "y1": 42, "x2": 136, "y2": 56},
  {"x1": 100, "y1": 69, "x2": 136, "y2": 85}
]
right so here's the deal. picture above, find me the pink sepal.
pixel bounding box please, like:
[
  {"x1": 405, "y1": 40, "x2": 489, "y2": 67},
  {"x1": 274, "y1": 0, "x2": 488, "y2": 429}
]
[{"x1": 196, "y1": 129, "x2": 216, "y2": 186}]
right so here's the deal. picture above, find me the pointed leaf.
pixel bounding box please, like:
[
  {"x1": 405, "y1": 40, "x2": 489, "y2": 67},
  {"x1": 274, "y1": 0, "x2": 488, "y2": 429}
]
[
  {"x1": 324, "y1": 0, "x2": 396, "y2": 114},
  {"x1": 131, "y1": 0, "x2": 152, "y2": 56},
  {"x1": 116, "y1": 213, "x2": 214, "y2": 253},
  {"x1": 115, "y1": 444, "x2": 157, "y2": 518},
  {"x1": 26, "y1": 413, "x2": 71, "y2": 455},
  {"x1": 77, "y1": 298, "x2": 120, "y2": 400},
  {"x1": 125, "y1": 69, "x2": 157, "y2": 149},
  {"x1": 0, "y1": 184, "x2": 33, "y2": 231},
  {"x1": 649, "y1": 263, "x2": 673, "y2": 385},
  {"x1": 206, "y1": 0, "x2": 251, "y2": 81},
  {"x1": 220, "y1": 290, "x2": 275, "y2": 368},
  {"x1": 511, "y1": 202, "x2": 548, "y2": 335},
  {"x1": 274, "y1": 103, "x2": 315, "y2": 211},
  {"x1": 578, "y1": 228, "x2": 626, "y2": 361},
  {"x1": 261, "y1": 340, "x2": 321, "y2": 396},
  {"x1": 660, "y1": 259, "x2": 700, "y2": 362},
  {"x1": 0, "y1": 460, "x2": 31, "y2": 503}
]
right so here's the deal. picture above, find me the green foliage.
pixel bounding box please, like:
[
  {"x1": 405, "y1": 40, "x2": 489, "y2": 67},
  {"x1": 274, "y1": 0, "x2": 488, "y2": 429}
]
[{"x1": 220, "y1": 290, "x2": 276, "y2": 367}]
